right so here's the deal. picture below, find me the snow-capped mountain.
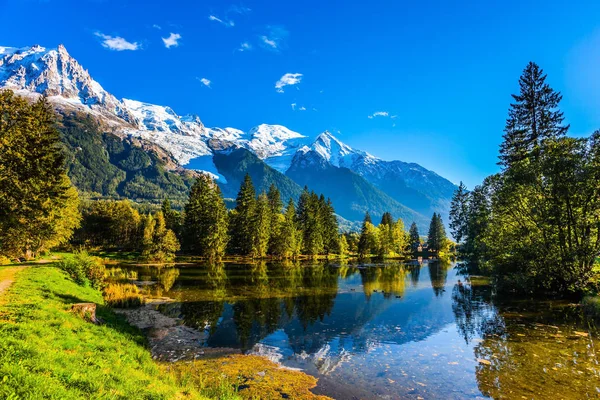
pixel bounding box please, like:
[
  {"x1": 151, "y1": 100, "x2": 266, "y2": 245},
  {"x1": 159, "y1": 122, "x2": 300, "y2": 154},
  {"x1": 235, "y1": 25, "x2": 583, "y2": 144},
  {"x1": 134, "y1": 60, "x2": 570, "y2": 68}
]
[
  {"x1": 0, "y1": 43, "x2": 457, "y2": 227},
  {"x1": 0, "y1": 44, "x2": 137, "y2": 125}
]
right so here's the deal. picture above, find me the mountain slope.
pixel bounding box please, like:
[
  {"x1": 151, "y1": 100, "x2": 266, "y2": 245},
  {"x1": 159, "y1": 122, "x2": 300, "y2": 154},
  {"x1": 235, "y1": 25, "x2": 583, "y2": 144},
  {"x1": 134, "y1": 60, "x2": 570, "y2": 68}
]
[
  {"x1": 58, "y1": 112, "x2": 196, "y2": 205},
  {"x1": 1, "y1": 43, "x2": 458, "y2": 227},
  {"x1": 212, "y1": 147, "x2": 303, "y2": 202},
  {"x1": 295, "y1": 131, "x2": 457, "y2": 224},
  {"x1": 287, "y1": 147, "x2": 428, "y2": 228}
]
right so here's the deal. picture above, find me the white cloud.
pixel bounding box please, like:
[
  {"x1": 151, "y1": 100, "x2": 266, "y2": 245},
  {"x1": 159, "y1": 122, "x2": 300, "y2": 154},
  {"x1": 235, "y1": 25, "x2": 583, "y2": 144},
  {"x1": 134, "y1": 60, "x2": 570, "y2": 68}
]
[
  {"x1": 259, "y1": 26, "x2": 289, "y2": 51},
  {"x1": 197, "y1": 77, "x2": 211, "y2": 88},
  {"x1": 229, "y1": 4, "x2": 251, "y2": 14},
  {"x1": 291, "y1": 103, "x2": 297, "y2": 111},
  {"x1": 209, "y1": 15, "x2": 235, "y2": 27},
  {"x1": 260, "y1": 36, "x2": 277, "y2": 49},
  {"x1": 275, "y1": 73, "x2": 302, "y2": 93},
  {"x1": 238, "y1": 42, "x2": 252, "y2": 52},
  {"x1": 94, "y1": 32, "x2": 140, "y2": 51},
  {"x1": 368, "y1": 111, "x2": 390, "y2": 119},
  {"x1": 162, "y1": 33, "x2": 181, "y2": 48},
  {"x1": 299, "y1": 106, "x2": 307, "y2": 111},
  {"x1": 152, "y1": 24, "x2": 162, "y2": 30}
]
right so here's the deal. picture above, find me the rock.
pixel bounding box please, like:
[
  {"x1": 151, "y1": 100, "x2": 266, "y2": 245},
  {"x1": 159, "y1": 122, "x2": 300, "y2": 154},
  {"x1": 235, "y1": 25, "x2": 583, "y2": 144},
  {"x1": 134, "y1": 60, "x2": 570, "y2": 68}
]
[{"x1": 71, "y1": 303, "x2": 101, "y2": 324}]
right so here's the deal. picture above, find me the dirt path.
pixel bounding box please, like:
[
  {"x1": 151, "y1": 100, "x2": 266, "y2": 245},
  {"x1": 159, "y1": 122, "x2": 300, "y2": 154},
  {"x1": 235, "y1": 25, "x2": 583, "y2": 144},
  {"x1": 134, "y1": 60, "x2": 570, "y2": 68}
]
[{"x1": 0, "y1": 267, "x2": 25, "y2": 298}]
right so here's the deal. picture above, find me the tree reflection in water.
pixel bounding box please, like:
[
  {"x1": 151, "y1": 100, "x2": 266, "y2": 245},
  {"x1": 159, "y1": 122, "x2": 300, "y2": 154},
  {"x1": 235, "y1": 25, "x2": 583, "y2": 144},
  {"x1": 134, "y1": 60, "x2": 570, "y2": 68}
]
[
  {"x1": 451, "y1": 278, "x2": 600, "y2": 398},
  {"x1": 360, "y1": 264, "x2": 408, "y2": 299},
  {"x1": 428, "y1": 260, "x2": 450, "y2": 296}
]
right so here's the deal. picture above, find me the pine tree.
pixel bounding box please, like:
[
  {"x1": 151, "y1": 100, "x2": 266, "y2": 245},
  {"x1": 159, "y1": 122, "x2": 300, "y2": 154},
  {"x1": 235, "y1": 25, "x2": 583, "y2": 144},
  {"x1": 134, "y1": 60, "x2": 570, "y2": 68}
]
[
  {"x1": 427, "y1": 213, "x2": 447, "y2": 252},
  {"x1": 0, "y1": 92, "x2": 81, "y2": 259},
  {"x1": 161, "y1": 199, "x2": 182, "y2": 238},
  {"x1": 409, "y1": 222, "x2": 420, "y2": 251},
  {"x1": 338, "y1": 234, "x2": 348, "y2": 258},
  {"x1": 321, "y1": 198, "x2": 339, "y2": 255},
  {"x1": 499, "y1": 62, "x2": 569, "y2": 169},
  {"x1": 267, "y1": 184, "x2": 283, "y2": 254},
  {"x1": 274, "y1": 198, "x2": 302, "y2": 258},
  {"x1": 183, "y1": 175, "x2": 229, "y2": 259},
  {"x1": 297, "y1": 189, "x2": 324, "y2": 257},
  {"x1": 449, "y1": 181, "x2": 470, "y2": 243},
  {"x1": 229, "y1": 174, "x2": 256, "y2": 255},
  {"x1": 358, "y1": 212, "x2": 378, "y2": 258},
  {"x1": 380, "y1": 212, "x2": 393, "y2": 226},
  {"x1": 252, "y1": 192, "x2": 271, "y2": 258}
]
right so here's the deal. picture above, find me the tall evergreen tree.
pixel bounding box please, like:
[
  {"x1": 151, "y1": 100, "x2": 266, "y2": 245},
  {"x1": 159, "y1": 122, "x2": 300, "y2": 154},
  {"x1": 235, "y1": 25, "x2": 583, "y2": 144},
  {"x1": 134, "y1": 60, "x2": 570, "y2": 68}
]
[
  {"x1": 229, "y1": 174, "x2": 256, "y2": 255},
  {"x1": 499, "y1": 62, "x2": 569, "y2": 169},
  {"x1": 252, "y1": 192, "x2": 272, "y2": 258},
  {"x1": 409, "y1": 222, "x2": 420, "y2": 251},
  {"x1": 267, "y1": 184, "x2": 283, "y2": 254},
  {"x1": 274, "y1": 198, "x2": 302, "y2": 258},
  {"x1": 161, "y1": 199, "x2": 182, "y2": 238},
  {"x1": 0, "y1": 92, "x2": 81, "y2": 259},
  {"x1": 358, "y1": 212, "x2": 378, "y2": 258},
  {"x1": 321, "y1": 197, "x2": 339, "y2": 255},
  {"x1": 380, "y1": 212, "x2": 394, "y2": 226},
  {"x1": 183, "y1": 175, "x2": 229, "y2": 259},
  {"x1": 449, "y1": 181, "x2": 470, "y2": 243},
  {"x1": 427, "y1": 213, "x2": 447, "y2": 252}
]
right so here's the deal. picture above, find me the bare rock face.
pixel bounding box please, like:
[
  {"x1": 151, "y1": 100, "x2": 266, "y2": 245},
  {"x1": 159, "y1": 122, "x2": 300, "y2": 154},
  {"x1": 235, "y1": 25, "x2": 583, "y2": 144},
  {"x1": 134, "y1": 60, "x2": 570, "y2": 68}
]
[{"x1": 71, "y1": 303, "x2": 101, "y2": 324}]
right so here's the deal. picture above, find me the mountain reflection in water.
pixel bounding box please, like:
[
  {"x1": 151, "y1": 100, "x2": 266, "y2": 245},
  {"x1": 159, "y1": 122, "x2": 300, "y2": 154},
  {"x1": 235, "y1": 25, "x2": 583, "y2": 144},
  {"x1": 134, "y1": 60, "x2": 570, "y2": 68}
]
[{"x1": 112, "y1": 260, "x2": 599, "y2": 399}]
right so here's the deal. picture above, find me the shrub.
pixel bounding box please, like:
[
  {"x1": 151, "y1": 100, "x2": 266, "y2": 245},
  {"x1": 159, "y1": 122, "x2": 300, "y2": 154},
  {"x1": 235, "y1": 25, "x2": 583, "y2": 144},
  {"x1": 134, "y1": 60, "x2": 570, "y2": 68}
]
[
  {"x1": 58, "y1": 250, "x2": 106, "y2": 289},
  {"x1": 103, "y1": 283, "x2": 144, "y2": 308}
]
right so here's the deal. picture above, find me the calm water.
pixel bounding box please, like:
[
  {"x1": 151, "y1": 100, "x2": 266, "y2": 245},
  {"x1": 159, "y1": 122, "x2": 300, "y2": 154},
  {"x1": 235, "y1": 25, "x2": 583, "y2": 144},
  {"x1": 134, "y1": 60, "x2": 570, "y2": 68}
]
[{"x1": 111, "y1": 261, "x2": 600, "y2": 399}]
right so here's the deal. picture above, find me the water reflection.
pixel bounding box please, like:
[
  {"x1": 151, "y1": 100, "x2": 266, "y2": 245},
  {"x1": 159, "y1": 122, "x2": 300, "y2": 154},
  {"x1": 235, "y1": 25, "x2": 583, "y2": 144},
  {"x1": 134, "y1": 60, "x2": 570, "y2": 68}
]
[{"x1": 110, "y1": 260, "x2": 599, "y2": 399}]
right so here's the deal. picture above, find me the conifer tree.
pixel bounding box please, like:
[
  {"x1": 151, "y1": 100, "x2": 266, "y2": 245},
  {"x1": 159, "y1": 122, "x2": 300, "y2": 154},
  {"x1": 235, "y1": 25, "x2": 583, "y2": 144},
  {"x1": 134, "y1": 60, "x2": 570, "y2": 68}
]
[
  {"x1": 449, "y1": 181, "x2": 470, "y2": 243},
  {"x1": 358, "y1": 212, "x2": 378, "y2": 258},
  {"x1": 338, "y1": 234, "x2": 348, "y2": 258},
  {"x1": 321, "y1": 197, "x2": 339, "y2": 255},
  {"x1": 274, "y1": 198, "x2": 302, "y2": 258},
  {"x1": 229, "y1": 174, "x2": 256, "y2": 255},
  {"x1": 183, "y1": 175, "x2": 229, "y2": 259},
  {"x1": 252, "y1": 192, "x2": 271, "y2": 258},
  {"x1": 0, "y1": 92, "x2": 81, "y2": 259},
  {"x1": 409, "y1": 222, "x2": 420, "y2": 251},
  {"x1": 267, "y1": 184, "x2": 283, "y2": 254},
  {"x1": 378, "y1": 212, "x2": 395, "y2": 257},
  {"x1": 499, "y1": 62, "x2": 569, "y2": 169},
  {"x1": 427, "y1": 213, "x2": 447, "y2": 252},
  {"x1": 161, "y1": 199, "x2": 182, "y2": 238}
]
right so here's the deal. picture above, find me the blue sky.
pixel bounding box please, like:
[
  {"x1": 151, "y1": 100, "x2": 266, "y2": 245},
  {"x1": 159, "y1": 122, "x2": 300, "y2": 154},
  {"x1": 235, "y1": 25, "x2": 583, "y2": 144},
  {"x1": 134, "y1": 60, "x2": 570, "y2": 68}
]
[{"x1": 1, "y1": 0, "x2": 599, "y2": 188}]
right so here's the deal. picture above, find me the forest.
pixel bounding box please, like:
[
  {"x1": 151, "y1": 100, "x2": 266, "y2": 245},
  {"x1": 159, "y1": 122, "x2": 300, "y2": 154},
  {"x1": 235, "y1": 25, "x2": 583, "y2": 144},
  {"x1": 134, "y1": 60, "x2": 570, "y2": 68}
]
[
  {"x1": 449, "y1": 62, "x2": 600, "y2": 295},
  {"x1": 0, "y1": 89, "x2": 448, "y2": 263}
]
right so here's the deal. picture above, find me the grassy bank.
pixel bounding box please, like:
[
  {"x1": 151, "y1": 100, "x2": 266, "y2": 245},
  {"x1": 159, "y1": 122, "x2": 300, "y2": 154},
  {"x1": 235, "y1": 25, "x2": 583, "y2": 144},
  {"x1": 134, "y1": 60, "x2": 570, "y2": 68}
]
[{"x1": 0, "y1": 265, "x2": 328, "y2": 399}]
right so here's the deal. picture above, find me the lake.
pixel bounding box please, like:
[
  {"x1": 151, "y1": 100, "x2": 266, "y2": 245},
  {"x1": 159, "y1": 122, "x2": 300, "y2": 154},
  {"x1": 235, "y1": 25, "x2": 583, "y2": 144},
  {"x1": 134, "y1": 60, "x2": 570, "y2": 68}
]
[{"x1": 110, "y1": 260, "x2": 600, "y2": 399}]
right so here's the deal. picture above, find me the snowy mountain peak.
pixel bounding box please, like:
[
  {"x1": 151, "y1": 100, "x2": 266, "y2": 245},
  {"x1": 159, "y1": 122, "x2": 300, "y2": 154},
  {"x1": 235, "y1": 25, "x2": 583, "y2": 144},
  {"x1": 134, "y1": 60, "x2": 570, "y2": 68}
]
[
  {"x1": 0, "y1": 44, "x2": 137, "y2": 124},
  {"x1": 309, "y1": 130, "x2": 378, "y2": 168}
]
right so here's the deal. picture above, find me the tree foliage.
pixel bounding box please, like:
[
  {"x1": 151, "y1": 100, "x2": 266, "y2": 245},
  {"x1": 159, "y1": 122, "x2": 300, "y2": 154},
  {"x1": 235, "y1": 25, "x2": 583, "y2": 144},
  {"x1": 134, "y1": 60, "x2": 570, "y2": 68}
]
[
  {"x1": 456, "y1": 62, "x2": 600, "y2": 294},
  {"x1": 0, "y1": 91, "x2": 81, "y2": 258}
]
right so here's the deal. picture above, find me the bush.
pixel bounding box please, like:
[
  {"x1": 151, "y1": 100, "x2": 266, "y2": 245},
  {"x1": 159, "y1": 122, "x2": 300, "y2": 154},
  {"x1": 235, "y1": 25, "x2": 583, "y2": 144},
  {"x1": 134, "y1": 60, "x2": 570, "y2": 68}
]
[
  {"x1": 103, "y1": 283, "x2": 144, "y2": 308},
  {"x1": 58, "y1": 251, "x2": 106, "y2": 289}
]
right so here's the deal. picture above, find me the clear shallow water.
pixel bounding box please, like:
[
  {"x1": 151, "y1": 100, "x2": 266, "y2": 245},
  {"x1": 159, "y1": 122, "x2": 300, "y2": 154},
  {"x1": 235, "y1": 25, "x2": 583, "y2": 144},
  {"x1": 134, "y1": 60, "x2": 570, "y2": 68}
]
[{"x1": 110, "y1": 261, "x2": 600, "y2": 399}]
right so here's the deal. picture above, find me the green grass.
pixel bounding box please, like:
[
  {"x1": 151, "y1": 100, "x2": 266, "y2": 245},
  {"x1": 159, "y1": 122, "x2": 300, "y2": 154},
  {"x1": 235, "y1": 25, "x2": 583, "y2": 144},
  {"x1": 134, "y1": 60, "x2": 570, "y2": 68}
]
[
  {"x1": 0, "y1": 266, "x2": 209, "y2": 399},
  {"x1": 0, "y1": 264, "x2": 328, "y2": 400}
]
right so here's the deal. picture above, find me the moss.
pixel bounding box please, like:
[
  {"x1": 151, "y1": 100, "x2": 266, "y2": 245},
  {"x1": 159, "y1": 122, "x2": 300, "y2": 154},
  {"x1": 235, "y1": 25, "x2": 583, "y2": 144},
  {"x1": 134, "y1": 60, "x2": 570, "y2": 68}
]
[{"x1": 169, "y1": 355, "x2": 331, "y2": 400}]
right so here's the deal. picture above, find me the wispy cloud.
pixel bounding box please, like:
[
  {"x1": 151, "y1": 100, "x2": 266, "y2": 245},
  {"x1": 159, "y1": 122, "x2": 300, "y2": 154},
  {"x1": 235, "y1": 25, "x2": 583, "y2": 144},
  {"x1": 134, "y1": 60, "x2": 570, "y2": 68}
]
[
  {"x1": 291, "y1": 103, "x2": 309, "y2": 111},
  {"x1": 259, "y1": 26, "x2": 289, "y2": 51},
  {"x1": 162, "y1": 33, "x2": 181, "y2": 48},
  {"x1": 196, "y1": 77, "x2": 211, "y2": 88},
  {"x1": 152, "y1": 24, "x2": 162, "y2": 30},
  {"x1": 367, "y1": 111, "x2": 397, "y2": 119},
  {"x1": 275, "y1": 73, "x2": 302, "y2": 93},
  {"x1": 237, "y1": 42, "x2": 252, "y2": 52},
  {"x1": 291, "y1": 103, "x2": 297, "y2": 111},
  {"x1": 299, "y1": 106, "x2": 307, "y2": 111},
  {"x1": 94, "y1": 32, "x2": 140, "y2": 51},
  {"x1": 229, "y1": 4, "x2": 251, "y2": 14},
  {"x1": 209, "y1": 15, "x2": 235, "y2": 27}
]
